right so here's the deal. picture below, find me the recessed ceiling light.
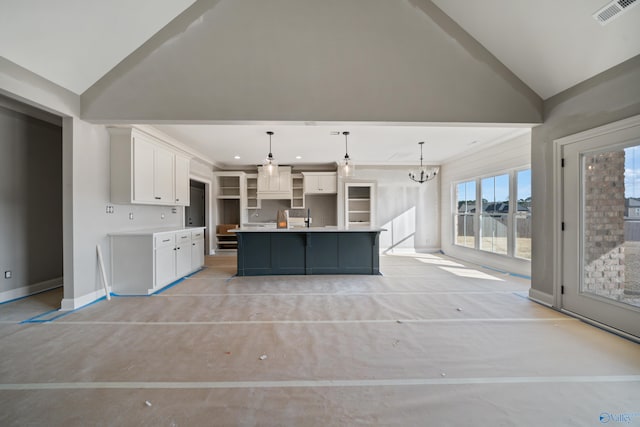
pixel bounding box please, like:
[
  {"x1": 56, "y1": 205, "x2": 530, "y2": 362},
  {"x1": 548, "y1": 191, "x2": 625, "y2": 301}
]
[
  {"x1": 234, "y1": 155, "x2": 241, "y2": 159},
  {"x1": 296, "y1": 156, "x2": 302, "y2": 160}
]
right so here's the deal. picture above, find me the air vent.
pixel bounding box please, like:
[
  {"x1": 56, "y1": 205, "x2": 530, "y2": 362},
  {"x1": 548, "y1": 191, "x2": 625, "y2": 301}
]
[{"x1": 593, "y1": 0, "x2": 638, "y2": 25}]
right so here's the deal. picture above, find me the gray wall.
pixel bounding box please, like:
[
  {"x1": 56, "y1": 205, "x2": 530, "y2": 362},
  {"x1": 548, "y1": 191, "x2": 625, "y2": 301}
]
[
  {"x1": 63, "y1": 119, "x2": 183, "y2": 308},
  {"x1": 1, "y1": 59, "x2": 188, "y2": 307},
  {"x1": 531, "y1": 54, "x2": 640, "y2": 302},
  {"x1": 81, "y1": 0, "x2": 541, "y2": 125},
  {"x1": 0, "y1": 106, "x2": 62, "y2": 300}
]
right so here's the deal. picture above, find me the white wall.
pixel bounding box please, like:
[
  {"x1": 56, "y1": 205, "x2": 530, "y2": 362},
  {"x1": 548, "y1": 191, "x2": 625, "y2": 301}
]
[
  {"x1": 339, "y1": 167, "x2": 440, "y2": 253},
  {"x1": 531, "y1": 55, "x2": 640, "y2": 306},
  {"x1": 440, "y1": 132, "x2": 531, "y2": 276}
]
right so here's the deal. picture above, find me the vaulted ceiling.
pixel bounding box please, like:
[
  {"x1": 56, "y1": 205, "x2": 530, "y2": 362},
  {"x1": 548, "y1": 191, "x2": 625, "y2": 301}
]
[{"x1": 1, "y1": 0, "x2": 639, "y2": 168}]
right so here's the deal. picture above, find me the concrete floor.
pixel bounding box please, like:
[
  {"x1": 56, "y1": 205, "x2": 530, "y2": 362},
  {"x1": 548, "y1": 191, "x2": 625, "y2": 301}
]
[{"x1": 1, "y1": 253, "x2": 639, "y2": 426}]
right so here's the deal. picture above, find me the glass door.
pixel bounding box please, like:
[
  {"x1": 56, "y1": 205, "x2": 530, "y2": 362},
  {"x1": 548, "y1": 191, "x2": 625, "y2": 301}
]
[{"x1": 562, "y1": 122, "x2": 640, "y2": 339}]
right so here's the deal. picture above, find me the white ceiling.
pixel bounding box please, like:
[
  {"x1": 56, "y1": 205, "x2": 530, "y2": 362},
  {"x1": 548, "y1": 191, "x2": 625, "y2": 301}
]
[
  {"x1": 154, "y1": 123, "x2": 530, "y2": 169},
  {"x1": 431, "y1": 0, "x2": 640, "y2": 100},
  {"x1": 1, "y1": 0, "x2": 638, "y2": 167},
  {"x1": 0, "y1": 0, "x2": 197, "y2": 95}
]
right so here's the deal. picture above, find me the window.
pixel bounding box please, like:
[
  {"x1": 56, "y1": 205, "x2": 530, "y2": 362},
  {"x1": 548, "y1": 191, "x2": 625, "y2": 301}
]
[
  {"x1": 480, "y1": 174, "x2": 509, "y2": 255},
  {"x1": 455, "y1": 181, "x2": 476, "y2": 248},
  {"x1": 515, "y1": 169, "x2": 532, "y2": 259},
  {"x1": 453, "y1": 168, "x2": 531, "y2": 261}
]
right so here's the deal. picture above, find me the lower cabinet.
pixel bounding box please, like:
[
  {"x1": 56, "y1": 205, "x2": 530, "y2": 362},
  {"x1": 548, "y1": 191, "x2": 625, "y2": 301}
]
[
  {"x1": 110, "y1": 227, "x2": 205, "y2": 295},
  {"x1": 191, "y1": 229, "x2": 205, "y2": 270}
]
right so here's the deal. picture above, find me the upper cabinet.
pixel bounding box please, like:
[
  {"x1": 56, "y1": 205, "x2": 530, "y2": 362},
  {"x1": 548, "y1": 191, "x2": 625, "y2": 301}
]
[
  {"x1": 257, "y1": 166, "x2": 292, "y2": 199},
  {"x1": 303, "y1": 172, "x2": 337, "y2": 194},
  {"x1": 174, "y1": 154, "x2": 190, "y2": 205},
  {"x1": 109, "y1": 128, "x2": 190, "y2": 206}
]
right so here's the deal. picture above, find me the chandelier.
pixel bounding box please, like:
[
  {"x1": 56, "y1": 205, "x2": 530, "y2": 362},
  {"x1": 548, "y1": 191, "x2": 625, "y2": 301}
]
[
  {"x1": 408, "y1": 141, "x2": 439, "y2": 183},
  {"x1": 262, "y1": 131, "x2": 278, "y2": 177},
  {"x1": 338, "y1": 131, "x2": 355, "y2": 177}
]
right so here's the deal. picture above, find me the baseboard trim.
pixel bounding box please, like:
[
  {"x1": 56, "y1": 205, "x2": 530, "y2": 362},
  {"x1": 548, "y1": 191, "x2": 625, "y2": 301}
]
[
  {"x1": 60, "y1": 288, "x2": 107, "y2": 311},
  {"x1": 528, "y1": 289, "x2": 554, "y2": 307},
  {"x1": 0, "y1": 277, "x2": 63, "y2": 304}
]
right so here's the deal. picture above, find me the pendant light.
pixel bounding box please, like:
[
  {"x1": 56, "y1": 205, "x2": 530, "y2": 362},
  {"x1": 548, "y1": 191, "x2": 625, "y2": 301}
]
[
  {"x1": 339, "y1": 131, "x2": 355, "y2": 177},
  {"x1": 408, "y1": 141, "x2": 439, "y2": 183},
  {"x1": 262, "y1": 131, "x2": 279, "y2": 177}
]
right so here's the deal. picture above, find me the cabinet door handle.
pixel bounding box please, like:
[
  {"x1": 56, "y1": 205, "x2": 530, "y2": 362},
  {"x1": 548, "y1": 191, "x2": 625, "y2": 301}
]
[
  {"x1": 155, "y1": 197, "x2": 161, "y2": 200},
  {"x1": 176, "y1": 198, "x2": 179, "y2": 201},
  {"x1": 192, "y1": 243, "x2": 196, "y2": 246},
  {"x1": 162, "y1": 239, "x2": 171, "y2": 242}
]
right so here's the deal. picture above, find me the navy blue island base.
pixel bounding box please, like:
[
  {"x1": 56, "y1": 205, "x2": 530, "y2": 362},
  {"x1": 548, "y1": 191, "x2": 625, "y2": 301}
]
[{"x1": 234, "y1": 228, "x2": 384, "y2": 276}]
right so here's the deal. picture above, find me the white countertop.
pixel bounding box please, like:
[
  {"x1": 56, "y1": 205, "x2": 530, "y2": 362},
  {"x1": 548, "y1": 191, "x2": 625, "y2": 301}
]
[
  {"x1": 109, "y1": 226, "x2": 205, "y2": 237},
  {"x1": 233, "y1": 226, "x2": 385, "y2": 233}
]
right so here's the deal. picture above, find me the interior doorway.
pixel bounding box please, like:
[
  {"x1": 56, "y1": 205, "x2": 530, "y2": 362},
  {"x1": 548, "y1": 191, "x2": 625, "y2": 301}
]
[
  {"x1": 558, "y1": 115, "x2": 640, "y2": 340},
  {"x1": 186, "y1": 180, "x2": 206, "y2": 227},
  {"x1": 185, "y1": 178, "x2": 212, "y2": 256},
  {"x1": 0, "y1": 96, "x2": 63, "y2": 306}
]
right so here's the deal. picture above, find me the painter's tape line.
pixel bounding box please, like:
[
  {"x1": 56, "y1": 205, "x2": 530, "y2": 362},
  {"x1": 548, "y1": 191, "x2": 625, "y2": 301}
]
[
  {"x1": 1, "y1": 375, "x2": 639, "y2": 391},
  {"x1": 154, "y1": 290, "x2": 519, "y2": 298},
  {"x1": 20, "y1": 309, "x2": 59, "y2": 324},
  {"x1": 481, "y1": 265, "x2": 532, "y2": 280},
  {"x1": 21, "y1": 296, "x2": 108, "y2": 324},
  {"x1": 183, "y1": 267, "x2": 206, "y2": 278},
  {"x1": 0, "y1": 286, "x2": 63, "y2": 306},
  {"x1": 151, "y1": 278, "x2": 185, "y2": 296},
  {"x1": 47, "y1": 317, "x2": 577, "y2": 326}
]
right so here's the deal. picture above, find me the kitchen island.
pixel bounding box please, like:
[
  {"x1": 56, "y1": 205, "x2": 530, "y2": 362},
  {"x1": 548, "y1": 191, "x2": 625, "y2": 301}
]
[{"x1": 234, "y1": 227, "x2": 384, "y2": 276}]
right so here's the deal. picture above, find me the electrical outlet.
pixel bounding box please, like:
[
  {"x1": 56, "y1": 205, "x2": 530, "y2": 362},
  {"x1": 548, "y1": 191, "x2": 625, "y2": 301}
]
[
  {"x1": 129, "y1": 212, "x2": 134, "y2": 220},
  {"x1": 172, "y1": 208, "x2": 177, "y2": 214},
  {"x1": 4, "y1": 271, "x2": 11, "y2": 279},
  {"x1": 106, "y1": 205, "x2": 114, "y2": 214}
]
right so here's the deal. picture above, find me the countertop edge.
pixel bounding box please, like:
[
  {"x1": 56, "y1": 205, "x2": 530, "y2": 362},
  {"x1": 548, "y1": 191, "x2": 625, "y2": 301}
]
[
  {"x1": 233, "y1": 227, "x2": 386, "y2": 233},
  {"x1": 109, "y1": 226, "x2": 206, "y2": 237}
]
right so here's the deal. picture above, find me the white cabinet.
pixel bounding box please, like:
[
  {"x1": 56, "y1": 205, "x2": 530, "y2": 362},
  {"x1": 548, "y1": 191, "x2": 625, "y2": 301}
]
[
  {"x1": 109, "y1": 127, "x2": 190, "y2": 206},
  {"x1": 155, "y1": 233, "x2": 177, "y2": 288},
  {"x1": 303, "y1": 172, "x2": 337, "y2": 194},
  {"x1": 132, "y1": 136, "x2": 156, "y2": 203},
  {"x1": 191, "y1": 229, "x2": 205, "y2": 270},
  {"x1": 291, "y1": 174, "x2": 304, "y2": 208},
  {"x1": 257, "y1": 166, "x2": 292, "y2": 199},
  {"x1": 110, "y1": 227, "x2": 205, "y2": 295},
  {"x1": 175, "y1": 231, "x2": 192, "y2": 278},
  {"x1": 153, "y1": 144, "x2": 175, "y2": 203},
  {"x1": 245, "y1": 174, "x2": 261, "y2": 209},
  {"x1": 174, "y1": 155, "x2": 190, "y2": 205},
  {"x1": 345, "y1": 182, "x2": 376, "y2": 228}
]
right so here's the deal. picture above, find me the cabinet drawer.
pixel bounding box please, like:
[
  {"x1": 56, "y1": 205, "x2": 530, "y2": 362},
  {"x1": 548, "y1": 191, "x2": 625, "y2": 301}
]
[
  {"x1": 176, "y1": 232, "x2": 191, "y2": 245},
  {"x1": 155, "y1": 234, "x2": 175, "y2": 248},
  {"x1": 191, "y1": 230, "x2": 205, "y2": 240}
]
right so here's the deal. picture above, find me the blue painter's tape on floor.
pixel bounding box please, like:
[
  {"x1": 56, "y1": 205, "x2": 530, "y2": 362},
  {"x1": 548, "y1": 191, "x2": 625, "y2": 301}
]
[
  {"x1": 152, "y1": 278, "x2": 185, "y2": 295},
  {"x1": 0, "y1": 286, "x2": 63, "y2": 306},
  {"x1": 20, "y1": 296, "x2": 108, "y2": 324},
  {"x1": 481, "y1": 265, "x2": 531, "y2": 280}
]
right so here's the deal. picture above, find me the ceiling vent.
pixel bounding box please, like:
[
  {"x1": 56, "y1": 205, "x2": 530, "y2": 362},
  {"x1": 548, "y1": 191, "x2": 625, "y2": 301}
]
[{"x1": 593, "y1": 0, "x2": 638, "y2": 25}]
